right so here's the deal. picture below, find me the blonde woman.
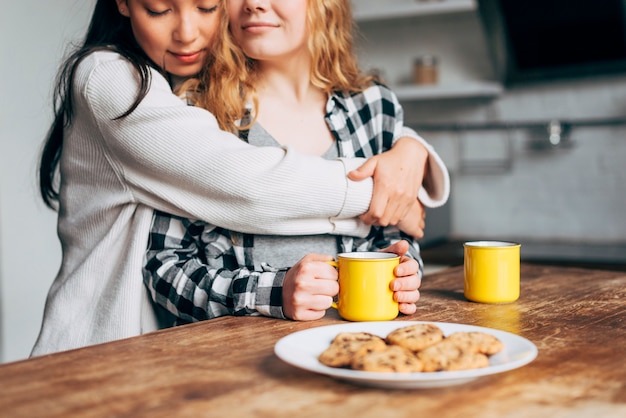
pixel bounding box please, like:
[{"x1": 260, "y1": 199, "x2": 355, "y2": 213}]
[{"x1": 143, "y1": 0, "x2": 449, "y2": 326}]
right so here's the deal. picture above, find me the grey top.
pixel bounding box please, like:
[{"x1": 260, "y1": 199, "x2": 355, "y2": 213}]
[{"x1": 247, "y1": 123, "x2": 339, "y2": 268}]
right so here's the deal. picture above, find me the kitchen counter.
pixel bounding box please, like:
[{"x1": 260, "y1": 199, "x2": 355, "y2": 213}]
[{"x1": 0, "y1": 264, "x2": 624, "y2": 417}]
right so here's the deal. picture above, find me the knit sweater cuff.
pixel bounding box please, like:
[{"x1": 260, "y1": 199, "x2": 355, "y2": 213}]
[
  {"x1": 328, "y1": 158, "x2": 372, "y2": 238},
  {"x1": 336, "y1": 158, "x2": 373, "y2": 217}
]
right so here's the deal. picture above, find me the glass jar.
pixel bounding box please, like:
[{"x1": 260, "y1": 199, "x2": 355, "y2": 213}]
[{"x1": 413, "y1": 55, "x2": 439, "y2": 85}]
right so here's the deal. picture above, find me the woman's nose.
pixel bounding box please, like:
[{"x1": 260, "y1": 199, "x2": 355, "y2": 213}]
[
  {"x1": 173, "y1": 14, "x2": 199, "y2": 43},
  {"x1": 243, "y1": 0, "x2": 268, "y2": 13}
]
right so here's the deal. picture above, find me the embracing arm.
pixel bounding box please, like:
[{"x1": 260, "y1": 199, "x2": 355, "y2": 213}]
[
  {"x1": 79, "y1": 51, "x2": 372, "y2": 236},
  {"x1": 348, "y1": 130, "x2": 449, "y2": 218}
]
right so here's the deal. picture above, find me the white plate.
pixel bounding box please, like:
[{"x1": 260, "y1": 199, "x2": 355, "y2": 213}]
[{"x1": 274, "y1": 321, "x2": 538, "y2": 389}]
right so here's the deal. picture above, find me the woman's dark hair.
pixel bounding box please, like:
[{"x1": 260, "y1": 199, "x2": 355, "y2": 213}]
[{"x1": 39, "y1": 0, "x2": 163, "y2": 209}]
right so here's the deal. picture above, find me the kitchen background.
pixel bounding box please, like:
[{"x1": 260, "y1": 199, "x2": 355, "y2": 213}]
[{"x1": 1, "y1": 0, "x2": 624, "y2": 363}]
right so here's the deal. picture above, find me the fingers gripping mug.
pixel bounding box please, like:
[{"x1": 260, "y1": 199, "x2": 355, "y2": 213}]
[
  {"x1": 327, "y1": 252, "x2": 400, "y2": 321},
  {"x1": 464, "y1": 241, "x2": 521, "y2": 303}
]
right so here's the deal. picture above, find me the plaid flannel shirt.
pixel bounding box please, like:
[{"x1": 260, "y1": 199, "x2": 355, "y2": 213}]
[{"x1": 144, "y1": 82, "x2": 424, "y2": 326}]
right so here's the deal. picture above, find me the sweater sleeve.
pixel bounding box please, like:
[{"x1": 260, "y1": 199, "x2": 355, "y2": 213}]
[
  {"x1": 399, "y1": 126, "x2": 451, "y2": 208},
  {"x1": 77, "y1": 51, "x2": 373, "y2": 236}
]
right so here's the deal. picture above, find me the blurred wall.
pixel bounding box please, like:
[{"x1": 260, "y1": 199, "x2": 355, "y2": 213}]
[
  {"x1": 357, "y1": 10, "x2": 626, "y2": 246},
  {"x1": 0, "y1": 0, "x2": 94, "y2": 362}
]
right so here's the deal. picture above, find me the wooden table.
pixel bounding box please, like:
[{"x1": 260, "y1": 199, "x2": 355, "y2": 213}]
[{"x1": 1, "y1": 264, "x2": 624, "y2": 417}]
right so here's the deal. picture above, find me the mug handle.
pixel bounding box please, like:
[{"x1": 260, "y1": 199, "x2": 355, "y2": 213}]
[{"x1": 326, "y1": 260, "x2": 339, "y2": 309}]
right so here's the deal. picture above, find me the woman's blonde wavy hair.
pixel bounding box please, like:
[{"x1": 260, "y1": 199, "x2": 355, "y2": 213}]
[
  {"x1": 183, "y1": 0, "x2": 375, "y2": 133},
  {"x1": 178, "y1": 0, "x2": 253, "y2": 132}
]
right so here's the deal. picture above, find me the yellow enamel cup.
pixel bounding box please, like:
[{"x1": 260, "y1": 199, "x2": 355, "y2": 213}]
[
  {"x1": 327, "y1": 252, "x2": 400, "y2": 321},
  {"x1": 464, "y1": 241, "x2": 521, "y2": 303}
]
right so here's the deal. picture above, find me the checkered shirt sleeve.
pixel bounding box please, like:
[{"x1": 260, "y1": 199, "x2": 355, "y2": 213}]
[
  {"x1": 144, "y1": 211, "x2": 286, "y2": 325},
  {"x1": 329, "y1": 81, "x2": 404, "y2": 158}
]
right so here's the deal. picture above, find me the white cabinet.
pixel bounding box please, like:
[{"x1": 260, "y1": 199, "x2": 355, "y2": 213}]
[
  {"x1": 393, "y1": 81, "x2": 502, "y2": 101},
  {"x1": 353, "y1": 0, "x2": 502, "y2": 101},
  {"x1": 353, "y1": 0, "x2": 476, "y2": 22}
]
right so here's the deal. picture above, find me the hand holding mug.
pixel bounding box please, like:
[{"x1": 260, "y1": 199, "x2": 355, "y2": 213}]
[
  {"x1": 327, "y1": 252, "x2": 400, "y2": 321},
  {"x1": 381, "y1": 240, "x2": 421, "y2": 315},
  {"x1": 282, "y1": 254, "x2": 340, "y2": 321},
  {"x1": 282, "y1": 241, "x2": 420, "y2": 321},
  {"x1": 327, "y1": 241, "x2": 421, "y2": 321}
]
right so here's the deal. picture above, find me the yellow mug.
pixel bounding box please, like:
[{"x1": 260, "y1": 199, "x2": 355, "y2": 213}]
[
  {"x1": 464, "y1": 241, "x2": 521, "y2": 303},
  {"x1": 327, "y1": 252, "x2": 400, "y2": 321}
]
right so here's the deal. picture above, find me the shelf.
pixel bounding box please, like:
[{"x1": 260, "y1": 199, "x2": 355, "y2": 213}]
[
  {"x1": 353, "y1": 0, "x2": 498, "y2": 102},
  {"x1": 353, "y1": 0, "x2": 476, "y2": 22},
  {"x1": 408, "y1": 116, "x2": 626, "y2": 131},
  {"x1": 392, "y1": 81, "x2": 503, "y2": 101}
]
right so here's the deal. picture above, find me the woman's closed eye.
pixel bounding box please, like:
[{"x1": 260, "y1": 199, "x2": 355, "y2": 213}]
[
  {"x1": 198, "y1": 5, "x2": 218, "y2": 14},
  {"x1": 144, "y1": 4, "x2": 217, "y2": 17},
  {"x1": 145, "y1": 6, "x2": 170, "y2": 17}
]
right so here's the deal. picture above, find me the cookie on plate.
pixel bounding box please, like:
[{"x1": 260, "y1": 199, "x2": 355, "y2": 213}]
[
  {"x1": 446, "y1": 351, "x2": 489, "y2": 371},
  {"x1": 385, "y1": 323, "x2": 444, "y2": 352},
  {"x1": 444, "y1": 331, "x2": 504, "y2": 355},
  {"x1": 352, "y1": 345, "x2": 424, "y2": 373},
  {"x1": 417, "y1": 340, "x2": 489, "y2": 372},
  {"x1": 318, "y1": 332, "x2": 387, "y2": 368}
]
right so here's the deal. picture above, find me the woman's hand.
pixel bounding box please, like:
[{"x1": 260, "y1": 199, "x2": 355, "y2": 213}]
[
  {"x1": 396, "y1": 199, "x2": 426, "y2": 240},
  {"x1": 380, "y1": 240, "x2": 421, "y2": 315},
  {"x1": 348, "y1": 136, "x2": 429, "y2": 230},
  {"x1": 282, "y1": 254, "x2": 338, "y2": 321}
]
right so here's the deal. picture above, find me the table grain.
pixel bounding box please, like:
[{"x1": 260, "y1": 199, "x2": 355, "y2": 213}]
[{"x1": 0, "y1": 264, "x2": 624, "y2": 417}]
